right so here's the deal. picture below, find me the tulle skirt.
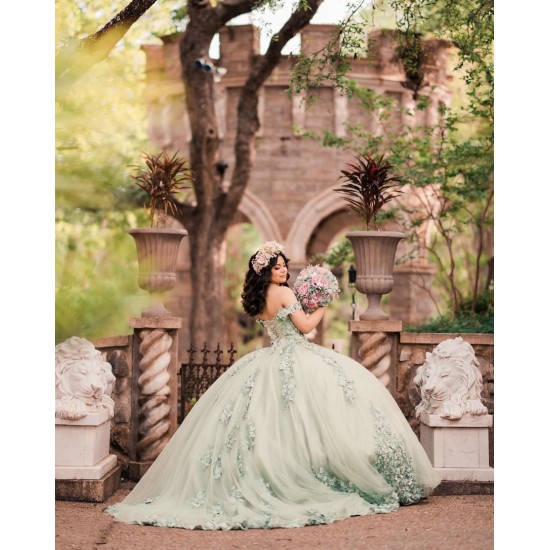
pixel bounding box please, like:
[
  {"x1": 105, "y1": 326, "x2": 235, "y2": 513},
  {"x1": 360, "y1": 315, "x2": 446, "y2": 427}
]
[{"x1": 105, "y1": 342, "x2": 440, "y2": 529}]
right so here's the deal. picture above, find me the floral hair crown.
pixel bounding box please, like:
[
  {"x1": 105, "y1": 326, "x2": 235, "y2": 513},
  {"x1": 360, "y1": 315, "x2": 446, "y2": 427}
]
[{"x1": 252, "y1": 241, "x2": 286, "y2": 274}]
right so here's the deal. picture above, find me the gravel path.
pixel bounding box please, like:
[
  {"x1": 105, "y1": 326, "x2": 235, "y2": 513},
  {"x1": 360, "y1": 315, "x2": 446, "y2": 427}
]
[{"x1": 55, "y1": 482, "x2": 493, "y2": 550}]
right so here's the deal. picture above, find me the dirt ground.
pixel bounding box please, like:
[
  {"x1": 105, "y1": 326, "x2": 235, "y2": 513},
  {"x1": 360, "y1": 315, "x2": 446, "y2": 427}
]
[{"x1": 55, "y1": 481, "x2": 493, "y2": 550}]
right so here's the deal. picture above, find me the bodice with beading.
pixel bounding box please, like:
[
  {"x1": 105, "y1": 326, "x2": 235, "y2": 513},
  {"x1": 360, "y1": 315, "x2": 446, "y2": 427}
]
[{"x1": 257, "y1": 302, "x2": 307, "y2": 347}]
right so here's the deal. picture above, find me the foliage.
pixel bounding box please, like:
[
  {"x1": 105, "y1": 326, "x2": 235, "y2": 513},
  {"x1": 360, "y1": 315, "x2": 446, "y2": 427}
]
[
  {"x1": 55, "y1": 208, "x2": 150, "y2": 344},
  {"x1": 131, "y1": 150, "x2": 194, "y2": 227},
  {"x1": 309, "y1": 89, "x2": 493, "y2": 317},
  {"x1": 335, "y1": 153, "x2": 403, "y2": 230},
  {"x1": 55, "y1": 0, "x2": 181, "y2": 212},
  {"x1": 406, "y1": 286, "x2": 493, "y2": 333},
  {"x1": 55, "y1": 1, "x2": 192, "y2": 342},
  {"x1": 297, "y1": 0, "x2": 493, "y2": 319},
  {"x1": 457, "y1": 287, "x2": 493, "y2": 316},
  {"x1": 405, "y1": 313, "x2": 493, "y2": 334}
]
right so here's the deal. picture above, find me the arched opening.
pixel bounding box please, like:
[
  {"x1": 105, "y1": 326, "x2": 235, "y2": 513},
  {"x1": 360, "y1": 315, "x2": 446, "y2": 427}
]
[
  {"x1": 304, "y1": 209, "x2": 366, "y2": 352},
  {"x1": 224, "y1": 221, "x2": 265, "y2": 354},
  {"x1": 166, "y1": 191, "x2": 280, "y2": 360}
]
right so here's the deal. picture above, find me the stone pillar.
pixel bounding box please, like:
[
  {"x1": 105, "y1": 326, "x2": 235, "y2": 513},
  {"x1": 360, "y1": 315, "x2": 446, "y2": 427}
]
[
  {"x1": 333, "y1": 91, "x2": 348, "y2": 137},
  {"x1": 219, "y1": 25, "x2": 260, "y2": 74},
  {"x1": 292, "y1": 92, "x2": 306, "y2": 132},
  {"x1": 55, "y1": 411, "x2": 121, "y2": 502},
  {"x1": 55, "y1": 337, "x2": 121, "y2": 502},
  {"x1": 419, "y1": 412, "x2": 494, "y2": 482},
  {"x1": 128, "y1": 316, "x2": 182, "y2": 480},
  {"x1": 349, "y1": 320, "x2": 402, "y2": 398},
  {"x1": 256, "y1": 87, "x2": 265, "y2": 137},
  {"x1": 390, "y1": 264, "x2": 437, "y2": 326},
  {"x1": 301, "y1": 25, "x2": 339, "y2": 55}
]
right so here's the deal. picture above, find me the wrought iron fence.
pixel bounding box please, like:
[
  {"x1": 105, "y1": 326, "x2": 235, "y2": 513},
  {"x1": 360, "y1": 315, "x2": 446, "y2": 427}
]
[
  {"x1": 177, "y1": 341, "x2": 337, "y2": 423},
  {"x1": 178, "y1": 342, "x2": 237, "y2": 423}
]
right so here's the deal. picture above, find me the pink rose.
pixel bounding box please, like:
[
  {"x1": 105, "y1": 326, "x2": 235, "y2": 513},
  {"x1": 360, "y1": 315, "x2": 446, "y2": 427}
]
[
  {"x1": 297, "y1": 283, "x2": 309, "y2": 295},
  {"x1": 311, "y1": 275, "x2": 324, "y2": 287}
]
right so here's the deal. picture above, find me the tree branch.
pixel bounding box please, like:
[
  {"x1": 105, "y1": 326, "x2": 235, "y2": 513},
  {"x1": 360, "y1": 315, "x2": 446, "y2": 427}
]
[
  {"x1": 216, "y1": 0, "x2": 325, "y2": 229},
  {"x1": 56, "y1": 0, "x2": 159, "y2": 87},
  {"x1": 217, "y1": 0, "x2": 258, "y2": 24}
]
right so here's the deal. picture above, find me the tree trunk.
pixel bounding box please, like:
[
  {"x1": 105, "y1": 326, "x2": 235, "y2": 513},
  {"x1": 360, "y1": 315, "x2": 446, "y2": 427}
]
[
  {"x1": 176, "y1": 6, "x2": 225, "y2": 346},
  {"x1": 188, "y1": 231, "x2": 227, "y2": 347},
  {"x1": 176, "y1": 1, "x2": 324, "y2": 346}
]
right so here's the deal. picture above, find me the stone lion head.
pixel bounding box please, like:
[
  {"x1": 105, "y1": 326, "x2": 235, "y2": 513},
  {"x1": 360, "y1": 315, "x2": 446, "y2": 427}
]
[
  {"x1": 413, "y1": 337, "x2": 488, "y2": 420},
  {"x1": 55, "y1": 336, "x2": 116, "y2": 420}
]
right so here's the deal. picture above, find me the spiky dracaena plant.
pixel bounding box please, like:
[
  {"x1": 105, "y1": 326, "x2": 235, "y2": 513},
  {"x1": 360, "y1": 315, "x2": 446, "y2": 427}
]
[
  {"x1": 131, "y1": 150, "x2": 193, "y2": 227},
  {"x1": 335, "y1": 153, "x2": 403, "y2": 230}
]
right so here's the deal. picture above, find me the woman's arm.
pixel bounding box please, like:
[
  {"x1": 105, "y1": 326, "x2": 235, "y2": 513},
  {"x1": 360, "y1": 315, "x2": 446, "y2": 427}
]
[
  {"x1": 291, "y1": 306, "x2": 327, "y2": 334},
  {"x1": 279, "y1": 287, "x2": 327, "y2": 334}
]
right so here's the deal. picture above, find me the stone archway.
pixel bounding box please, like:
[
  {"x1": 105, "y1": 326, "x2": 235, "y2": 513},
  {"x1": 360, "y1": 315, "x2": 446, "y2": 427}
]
[
  {"x1": 286, "y1": 188, "x2": 350, "y2": 265},
  {"x1": 239, "y1": 190, "x2": 284, "y2": 243},
  {"x1": 165, "y1": 191, "x2": 279, "y2": 358},
  {"x1": 306, "y1": 209, "x2": 359, "y2": 259},
  {"x1": 141, "y1": 23, "x2": 453, "y2": 340},
  {"x1": 286, "y1": 188, "x2": 438, "y2": 326}
]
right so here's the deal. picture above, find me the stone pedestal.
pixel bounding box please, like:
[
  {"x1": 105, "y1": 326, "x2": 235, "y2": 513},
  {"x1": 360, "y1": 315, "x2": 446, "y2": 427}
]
[
  {"x1": 55, "y1": 466, "x2": 122, "y2": 503},
  {"x1": 390, "y1": 264, "x2": 437, "y2": 326},
  {"x1": 128, "y1": 460, "x2": 153, "y2": 480},
  {"x1": 55, "y1": 410, "x2": 120, "y2": 501},
  {"x1": 129, "y1": 316, "x2": 182, "y2": 480},
  {"x1": 349, "y1": 320, "x2": 402, "y2": 398},
  {"x1": 419, "y1": 412, "x2": 494, "y2": 482}
]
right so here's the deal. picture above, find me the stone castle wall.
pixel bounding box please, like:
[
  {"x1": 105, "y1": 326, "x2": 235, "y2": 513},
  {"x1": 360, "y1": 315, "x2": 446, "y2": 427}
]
[{"x1": 141, "y1": 24, "x2": 454, "y2": 353}]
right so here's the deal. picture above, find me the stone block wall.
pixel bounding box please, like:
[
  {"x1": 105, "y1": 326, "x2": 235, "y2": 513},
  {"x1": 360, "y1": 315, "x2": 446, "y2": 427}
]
[
  {"x1": 139, "y1": 25, "x2": 455, "y2": 351},
  {"x1": 396, "y1": 333, "x2": 494, "y2": 467},
  {"x1": 91, "y1": 335, "x2": 134, "y2": 475}
]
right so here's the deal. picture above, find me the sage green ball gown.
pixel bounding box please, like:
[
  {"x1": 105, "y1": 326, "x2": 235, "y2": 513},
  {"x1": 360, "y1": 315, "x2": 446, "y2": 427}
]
[{"x1": 105, "y1": 303, "x2": 440, "y2": 530}]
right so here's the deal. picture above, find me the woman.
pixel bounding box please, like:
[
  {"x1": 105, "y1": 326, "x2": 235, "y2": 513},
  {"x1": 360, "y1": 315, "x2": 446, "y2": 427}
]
[{"x1": 105, "y1": 241, "x2": 440, "y2": 529}]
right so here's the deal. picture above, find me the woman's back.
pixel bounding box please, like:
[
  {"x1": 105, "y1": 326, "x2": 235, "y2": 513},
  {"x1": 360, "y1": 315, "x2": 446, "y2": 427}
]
[{"x1": 258, "y1": 285, "x2": 291, "y2": 321}]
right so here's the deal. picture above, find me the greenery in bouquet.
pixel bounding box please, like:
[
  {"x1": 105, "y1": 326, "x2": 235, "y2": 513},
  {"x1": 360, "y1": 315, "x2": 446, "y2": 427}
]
[
  {"x1": 293, "y1": 265, "x2": 340, "y2": 314},
  {"x1": 131, "y1": 150, "x2": 193, "y2": 227},
  {"x1": 335, "y1": 153, "x2": 404, "y2": 230}
]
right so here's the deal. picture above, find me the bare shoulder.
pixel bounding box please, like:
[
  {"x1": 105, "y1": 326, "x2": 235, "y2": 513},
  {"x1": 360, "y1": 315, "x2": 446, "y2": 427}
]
[{"x1": 278, "y1": 285, "x2": 297, "y2": 306}]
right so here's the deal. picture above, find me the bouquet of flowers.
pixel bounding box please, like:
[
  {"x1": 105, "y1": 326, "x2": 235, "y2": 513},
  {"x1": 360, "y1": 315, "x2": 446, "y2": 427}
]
[{"x1": 293, "y1": 265, "x2": 340, "y2": 313}]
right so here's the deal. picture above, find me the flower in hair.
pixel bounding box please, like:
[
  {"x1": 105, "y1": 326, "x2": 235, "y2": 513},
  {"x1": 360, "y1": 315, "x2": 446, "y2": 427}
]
[{"x1": 252, "y1": 241, "x2": 286, "y2": 274}]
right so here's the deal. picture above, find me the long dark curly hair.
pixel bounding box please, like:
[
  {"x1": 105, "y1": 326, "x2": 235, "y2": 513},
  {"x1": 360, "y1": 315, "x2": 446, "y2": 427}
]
[{"x1": 241, "y1": 252, "x2": 291, "y2": 317}]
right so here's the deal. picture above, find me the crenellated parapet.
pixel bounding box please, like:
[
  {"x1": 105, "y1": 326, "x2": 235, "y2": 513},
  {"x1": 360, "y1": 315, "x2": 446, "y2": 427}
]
[
  {"x1": 141, "y1": 24, "x2": 452, "y2": 152},
  {"x1": 140, "y1": 23, "x2": 456, "y2": 351}
]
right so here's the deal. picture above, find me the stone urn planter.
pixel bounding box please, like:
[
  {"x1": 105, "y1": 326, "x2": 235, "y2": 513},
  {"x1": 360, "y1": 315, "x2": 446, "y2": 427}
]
[
  {"x1": 129, "y1": 227, "x2": 188, "y2": 317},
  {"x1": 346, "y1": 230, "x2": 404, "y2": 319}
]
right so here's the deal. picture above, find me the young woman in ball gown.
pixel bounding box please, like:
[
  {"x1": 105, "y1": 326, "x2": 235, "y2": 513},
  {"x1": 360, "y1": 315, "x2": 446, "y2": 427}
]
[{"x1": 105, "y1": 241, "x2": 439, "y2": 530}]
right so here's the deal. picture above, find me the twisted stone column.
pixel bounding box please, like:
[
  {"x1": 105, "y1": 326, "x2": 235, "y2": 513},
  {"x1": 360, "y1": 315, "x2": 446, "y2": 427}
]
[
  {"x1": 136, "y1": 329, "x2": 172, "y2": 461},
  {"x1": 349, "y1": 320, "x2": 402, "y2": 399},
  {"x1": 357, "y1": 331, "x2": 392, "y2": 388},
  {"x1": 129, "y1": 317, "x2": 181, "y2": 480}
]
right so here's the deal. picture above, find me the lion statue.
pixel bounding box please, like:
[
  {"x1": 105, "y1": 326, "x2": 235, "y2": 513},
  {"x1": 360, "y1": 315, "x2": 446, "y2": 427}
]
[
  {"x1": 55, "y1": 336, "x2": 116, "y2": 421},
  {"x1": 413, "y1": 337, "x2": 488, "y2": 420}
]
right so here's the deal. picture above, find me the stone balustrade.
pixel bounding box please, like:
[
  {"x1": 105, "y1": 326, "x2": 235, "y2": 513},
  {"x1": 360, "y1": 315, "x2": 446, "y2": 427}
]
[
  {"x1": 91, "y1": 317, "x2": 182, "y2": 480},
  {"x1": 93, "y1": 326, "x2": 494, "y2": 477}
]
